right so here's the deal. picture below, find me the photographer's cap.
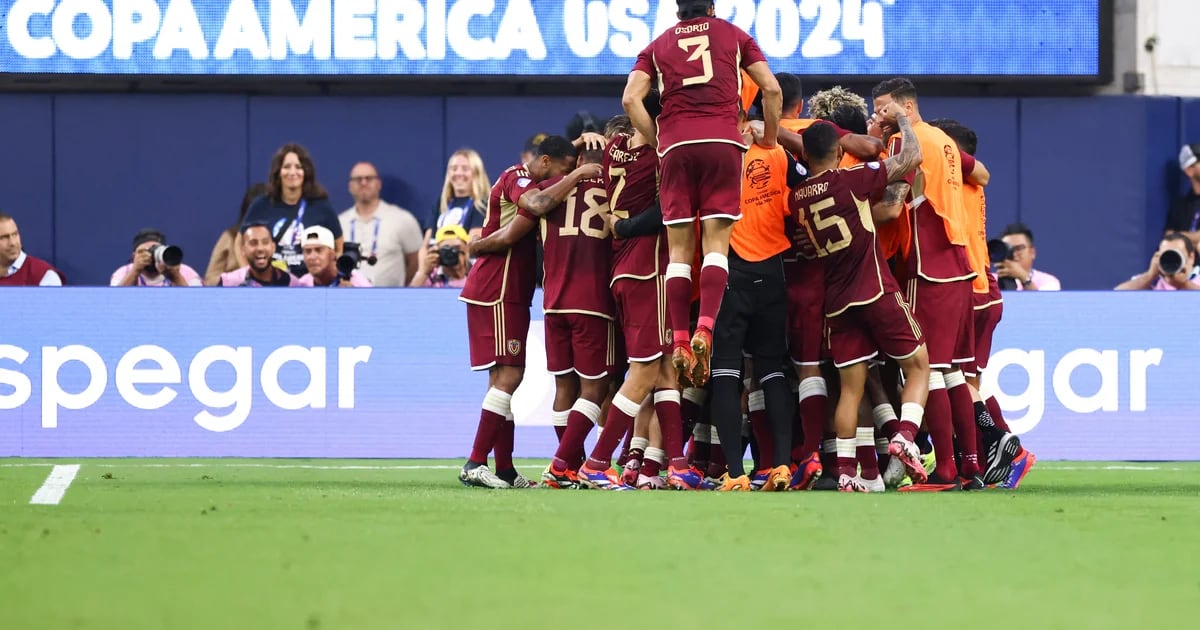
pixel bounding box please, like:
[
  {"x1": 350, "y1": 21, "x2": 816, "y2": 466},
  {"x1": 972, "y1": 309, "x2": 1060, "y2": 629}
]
[
  {"x1": 300, "y1": 225, "x2": 336, "y2": 250},
  {"x1": 1180, "y1": 143, "x2": 1200, "y2": 170},
  {"x1": 436, "y1": 224, "x2": 470, "y2": 245}
]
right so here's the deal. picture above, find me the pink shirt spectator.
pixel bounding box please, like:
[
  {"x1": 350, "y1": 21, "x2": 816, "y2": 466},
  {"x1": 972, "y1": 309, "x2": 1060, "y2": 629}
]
[
  {"x1": 218, "y1": 266, "x2": 299, "y2": 287},
  {"x1": 1151, "y1": 267, "x2": 1200, "y2": 290},
  {"x1": 296, "y1": 270, "x2": 372, "y2": 287},
  {"x1": 1013, "y1": 269, "x2": 1061, "y2": 291},
  {"x1": 109, "y1": 263, "x2": 202, "y2": 286},
  {"x1": 422, "y1": 267, "x2": 468, "y2": 288}
]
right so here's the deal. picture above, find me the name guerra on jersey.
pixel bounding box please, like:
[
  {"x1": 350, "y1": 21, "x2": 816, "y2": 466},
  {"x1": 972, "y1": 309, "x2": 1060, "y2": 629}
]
[{"x1": 5, "y1": 0, "x2": 892, "y2": 62}]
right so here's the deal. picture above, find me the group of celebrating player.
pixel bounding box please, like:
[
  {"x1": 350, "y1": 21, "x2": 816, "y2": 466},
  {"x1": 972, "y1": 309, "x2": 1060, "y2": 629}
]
[{"x1": 456, "y1": 0, "x2": 1036, "y2": 493}]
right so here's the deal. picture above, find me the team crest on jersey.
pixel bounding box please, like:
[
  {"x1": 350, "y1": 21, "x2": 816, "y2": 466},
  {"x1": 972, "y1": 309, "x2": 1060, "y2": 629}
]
[
  {"x1": 507, "y1": 339, "x2": 522, "y2": 355},
  {"x1": 745, "y1": 159, "x2": 771, "y2": 190},
  {"x1": 516, "y1": 177, "x2": 531, "y2": 187},
  {"x1": 867, "y1": 161, "x2": 881, "y2": 169}
]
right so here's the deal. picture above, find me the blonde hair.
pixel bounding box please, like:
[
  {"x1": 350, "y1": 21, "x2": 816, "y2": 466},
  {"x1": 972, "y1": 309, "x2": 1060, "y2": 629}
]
[
  {"x1": 439, "y1": 149, "x2": 490, "y2": 218},
  {"x1": 807, "y1": 86, "x2": 869, "y2": 121}
]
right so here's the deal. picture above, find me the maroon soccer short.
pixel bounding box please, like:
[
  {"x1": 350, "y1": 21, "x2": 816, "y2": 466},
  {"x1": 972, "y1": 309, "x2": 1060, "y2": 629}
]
[
  {"x1": 612, "y1": 276, "x2": 668, "y2": 362},
  {"x1": 826, "y1": 292, "x2": 924, "y2": 368},
  {"x1": 905, "y1": 278, "x2": 972, "y2": 369},
  {"x1": 968, "y1": 292, "x2": 1003, "y2": 376},
  {"x1": 787, "y1": 270, "x2": 827, "y2": 366},
  {"x1": 544, "y1": 312, "x2": 615, "y2": 379},
  {"x1": 466, "y1": 302, "x2": 531, "y2": 371},
  {"x1": 659, "y1": 142, "x2": 744, "y2": 225}
]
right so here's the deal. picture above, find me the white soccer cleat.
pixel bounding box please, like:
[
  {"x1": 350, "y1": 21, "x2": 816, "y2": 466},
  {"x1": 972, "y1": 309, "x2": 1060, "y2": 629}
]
[
  {"x1": 637, "y1": 473, "x2": 667, "y2": 490},
  {"x1": 460, "y1": 464, "x2": 511, "y2": 489},
  {"x1": 837, "y1": 474, "x2": 869, "y2": 493},
  {"x1": 857, "y1": 475, "x2": 886, "y2": 493},
  {"x1": 887, "y1": 435, "x2": 928, "y2": 485},
  {"x1": 882, "y1": 455, "x2": 907, "y2": 488},
  {"x1": 509, "y1": 471, "x2": 537, "y2": 489}
]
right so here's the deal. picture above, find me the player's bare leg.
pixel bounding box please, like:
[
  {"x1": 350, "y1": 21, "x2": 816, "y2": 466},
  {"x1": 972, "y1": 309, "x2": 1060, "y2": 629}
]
[
  {"x1": 462, "y1": 365, "x2": 526, "y2": 489},
  {"x1": 665, "y1": 222, "x2": 699, "y2": 388},
  {"x1": 833, "y1": 362, "x2": 869, "y2": 493},
  {"x1": 552, "y1": 373, "x2": 580, "y2": 444}
]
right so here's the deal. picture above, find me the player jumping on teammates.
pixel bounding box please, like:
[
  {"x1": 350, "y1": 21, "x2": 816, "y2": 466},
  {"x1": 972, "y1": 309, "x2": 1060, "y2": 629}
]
[{"x1": 622, "y1": 0, "x2": 782, "y2": 390}]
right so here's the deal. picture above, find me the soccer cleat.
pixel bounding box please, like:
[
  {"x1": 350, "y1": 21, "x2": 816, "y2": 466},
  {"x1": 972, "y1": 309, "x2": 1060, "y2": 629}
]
[
  {"x1": 668, "y1": 465, "x2": 715, "y2": 490},
  {"x1": 857, "y1": 475, "x2": 886, "y2": 493},
  {"x1": 1001, "y1": 449, "x2": 1037, "y2": 490},
  {"x1": 690, "y1": 328, "x2": 713, "y2": 387},
  {"x1": 898, "y1": 473, "x2": 962, "y2": 492},
  {"x1": 718, "y1": 473, "x2": 752, "y2": 491},
  {"x1": 811, "y1": 473, "x2": 839, "y2": 491},
  {"x1": 982, "y1": 430, "x2": 1022, "y2": 485},
  {"x1": 578, "y1": 465, "x2": 633, "y2": 490},
  {"x1": 763, "y1": 465, "x2": 791, "y2": 492},
  {"x1": 837, "y1": 474, "x2": 868, "y2": 493},
  {"x1": 509, "y1": 472, "x2": 538, "y2": 489},
  {"x1": 620, "y1": 459, "x2": 642, "y2": 487},
  {"x1": 788, "y1": 453, "x2": 823, "y2": 490},
  {"x1": 922, "y1": 451, "x2": 937, "y2": 476},
  {"x1": 887, "y1": 436, "x2": 929, "y2": 485},
  {"x1": 460, "y1": 463, "x2": 511, "y2": 489},
  {"x1": 749, "y1": 468, "x2": 771, "y2": 491},
  {"x1": 637, "y1": 473, "x2": 667, "y2": 490},
  {"x1": 541, "y1": 465, "x2": 579, "y2": 490},
  {"x1": 672, "y1": 344, "x2": 697, "y2": 389},
  {"x1": 959, "y1": 475, "x2": 986, "y2": 491},
  {"x1": 881, "y1": 454, "x2": 906, "y2": 488}
]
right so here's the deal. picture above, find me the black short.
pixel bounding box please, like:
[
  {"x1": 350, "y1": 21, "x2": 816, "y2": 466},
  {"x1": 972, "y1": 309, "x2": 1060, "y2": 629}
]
[{"x1": 712, "y1": 252, "x2": 787, "y2": 370}]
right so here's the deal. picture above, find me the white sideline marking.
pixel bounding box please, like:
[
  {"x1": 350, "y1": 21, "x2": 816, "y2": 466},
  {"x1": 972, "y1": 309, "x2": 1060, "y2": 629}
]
[{"x1": 29, "y1": 464, "x2": 81, "y2": 505}]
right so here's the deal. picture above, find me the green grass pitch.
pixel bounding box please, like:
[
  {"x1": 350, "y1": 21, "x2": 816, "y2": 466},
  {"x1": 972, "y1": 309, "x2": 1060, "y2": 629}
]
[{"x1": 2, "y1": 459, "x2": 1199, "y2": 629}]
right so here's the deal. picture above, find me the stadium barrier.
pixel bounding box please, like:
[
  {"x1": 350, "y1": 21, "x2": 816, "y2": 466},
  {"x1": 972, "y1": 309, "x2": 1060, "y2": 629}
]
[{"x1": 1, "y1": 289, "x2": 1195, "y2": 460}]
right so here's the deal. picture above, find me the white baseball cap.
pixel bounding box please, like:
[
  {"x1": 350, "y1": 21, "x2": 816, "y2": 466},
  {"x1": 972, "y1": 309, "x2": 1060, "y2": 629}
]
[
  {"x1": 1180, "y1": 144, "x2": 1199, "y2": 171},
  {"x1": 300, "y1": 225, "x2": 335, "y2": 250}
]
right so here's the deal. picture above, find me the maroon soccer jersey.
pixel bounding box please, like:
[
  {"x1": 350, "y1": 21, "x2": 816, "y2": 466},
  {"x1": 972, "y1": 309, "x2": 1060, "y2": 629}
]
[
  {"x1": 789, "y1": 162, "x2": 900, "y2": 317},
  {"x1": 604, "y1": 134, "x2": 666, "y2": 282},
  {"x1": 632, "y1": 17, "x2": 766, "y2": 156},
  {"x1": 540, "y1": 174, "x2": 615, "y2": 319},
  {"x1": 459, "y1": 164, "x2": 539, "y2": 306}
]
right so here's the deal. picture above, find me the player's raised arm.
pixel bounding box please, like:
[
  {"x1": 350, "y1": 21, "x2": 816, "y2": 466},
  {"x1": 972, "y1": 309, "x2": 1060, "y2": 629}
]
[
  {"x1": 840, "y1": 133, "x2": 886, "y2": 161},
  {"x1": 878, "y1": 105, "x2": 922, "y2": 183},
  {"x1": 518, "y1": 164, "x2": 603, "y2": 217},
  {"x1": 622, "y1": 70, "x2": 657, "y2": 149},
  {"x1": 965, "y1": 153, "x2": 990, "y2": 186},
  {"x1": 744, "y1": 61, "x2": 781, "y2": 149}
]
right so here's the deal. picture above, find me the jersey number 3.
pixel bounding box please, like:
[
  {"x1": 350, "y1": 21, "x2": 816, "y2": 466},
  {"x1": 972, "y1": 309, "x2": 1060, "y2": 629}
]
[{"x1": 679, "y1": 35, "x2": 713, "y2": 86}]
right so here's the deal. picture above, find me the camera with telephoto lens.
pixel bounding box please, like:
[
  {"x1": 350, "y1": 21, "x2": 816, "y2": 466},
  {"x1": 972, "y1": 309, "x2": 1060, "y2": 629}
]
[
  {"x1": 145, "y1": 244, "x2": 183, "y2": 270},
  {"x1": 1158, "y1": 248, "x2": 1186, "y2": 276},
  {"x1": 986, "y1": 239, "x2": 1018, "y2": 291},
  {"x1": 438, "y1": 244, "x2": 462, "y2": 267},
  {"x1": 336, "y1": 242, "x2": 377, "y2": 280}
]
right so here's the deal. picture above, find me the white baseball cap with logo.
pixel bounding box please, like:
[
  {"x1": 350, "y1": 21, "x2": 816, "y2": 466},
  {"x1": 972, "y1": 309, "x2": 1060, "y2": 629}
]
[{"x1": 300, "y1": 225, "x2": 336, "y2": 250}]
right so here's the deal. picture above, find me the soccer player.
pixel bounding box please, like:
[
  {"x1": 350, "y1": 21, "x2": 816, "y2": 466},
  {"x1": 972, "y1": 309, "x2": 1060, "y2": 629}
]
[
  {"x1": 790, "y1": 113, "x2": 929, "y2": 492},
  {"x1": 471, "y1": 149, "x2": 617, "y2": 489},
  {"x1": 457, "y1": 136, "x2": 597, "y2": 489},
  {"x1": 872, "y1": 78, "x2": 984, "y2": 491},
  {"x1": 622, "y1": 0, "x2": 783, "y2": 389},
  {"x1": 576, "y1": 98, "x2": 711, "y2": 491},
  {"x1": 708, "y1": 114, "x2": 809, "y2": 491},
  {"x1": 929, "y1": 118, "x2": 1032, "y2": 487}
]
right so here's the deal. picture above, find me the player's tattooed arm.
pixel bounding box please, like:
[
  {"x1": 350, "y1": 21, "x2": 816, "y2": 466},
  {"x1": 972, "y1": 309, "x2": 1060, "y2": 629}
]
[
  {"x1": 469, "y1": 215, "x2": 537, "y2": 257},
  {"x1": 518, "y1": 163, "x2": 603, "y2": 217},
  {"x1": 880, "y1": 111, "x2": 922, "y2": 183},
  {"x1": 839, "y1": 134, "x2": 885, "y2": 161},
  {"x1": 622, "y1": 70, "x2": 657, "y2": 149},
  {"x1": 872, "y1": 183, "x2": 911, "y2": 224}
]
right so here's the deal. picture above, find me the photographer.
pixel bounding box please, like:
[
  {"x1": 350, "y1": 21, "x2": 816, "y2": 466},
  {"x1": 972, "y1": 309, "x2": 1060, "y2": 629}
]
[
  {"x1": 992, "y1": 222, "x2": 1060, "y2": 291},
  {"x1": 295, "y1": 226, "x2": 372, "y2": 287},
  {"x1": 1115, "y1": 232, "x2": 1200, "y2": 291},
  {"x1": 111, "y1": 228, "x2": 201, "y2": 287},
  {"x1": 410, "y1": 225, "x2": 471, "y2": 288}
]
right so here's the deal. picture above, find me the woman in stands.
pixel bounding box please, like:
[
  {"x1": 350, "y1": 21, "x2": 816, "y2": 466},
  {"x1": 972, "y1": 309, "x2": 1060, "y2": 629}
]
[{"x1": 425, "y1": 149, "x2": 489, "y2": 242}]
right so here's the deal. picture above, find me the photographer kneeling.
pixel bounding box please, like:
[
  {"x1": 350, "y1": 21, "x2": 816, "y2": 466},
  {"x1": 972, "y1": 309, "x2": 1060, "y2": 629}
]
[
  {"x1": 410, "y1": 225, "x2": 471, "y2": 288},
  {"x1": 296, "y1": 226, "x2": 372, "y2": 287},
  {"x1": 1116, "y1": 232, "x2": 1200, "y2": 291}
]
